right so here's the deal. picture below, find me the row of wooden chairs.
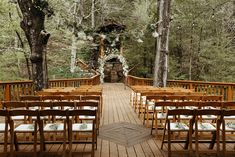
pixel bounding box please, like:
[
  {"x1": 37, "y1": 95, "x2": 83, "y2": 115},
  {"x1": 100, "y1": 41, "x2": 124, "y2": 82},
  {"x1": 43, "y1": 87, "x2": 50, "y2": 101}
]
[
  {"x1": 20, "y1": 94, "x2": 103, "y2": 116},
  {"x1": 143, "y1": 95, "x2": 222, "y2": 128},
  {"x1": 0, "y1": 101, "x2": 100, "y2": 133},
  {"x1": 0, "y1": 108, "x2": 97, "y2": 157},
  {"x1": 130, "y1": 90, "x2": 206, "y2": 115},
  {"x1": 151, "y1": 100, "x2": 232, "y2": 135},
  {"x1": 163, "y1": 108, "x2": 235, "y2": 157},
  {"x1": 19, "y1": 95, "x2": 102, "y2": 132}
]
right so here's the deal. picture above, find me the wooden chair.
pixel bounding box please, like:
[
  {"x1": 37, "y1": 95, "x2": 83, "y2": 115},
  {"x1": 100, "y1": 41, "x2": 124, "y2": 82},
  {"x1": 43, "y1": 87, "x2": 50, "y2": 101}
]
[
  {"x1": 0, "y1": 109, "x2": 10, "y2": 157},
  {"x1": 221, "y1": 109, "x2": 235, "y2": 157},
  {"x1": 161, "y1": 109, "x2": 194, "y2": 157},
  {"x1": 2, "y1": 101, "x2": 28, "y2": 123},
  {"x1": 38, "y1": 109, "x2": 68, "y2": 157},
  {"x1": 9, "y1": 109, "x2": 39, "y2": 157},
  {"x1": 194, "y1": 109, "x2": 221, "y2": 157},
  {"x1": 143, "y1": 95, "x2": 165, "y2": 127},
  {"x1": 67, "y1": 109, "x2": 97, "y2": 157},
  {"x1": 76, "y1": 101, "x2": 99, "y2": 135},
  {"x1": 81, "y1": 95, "x2": 102, "y2": 125}
]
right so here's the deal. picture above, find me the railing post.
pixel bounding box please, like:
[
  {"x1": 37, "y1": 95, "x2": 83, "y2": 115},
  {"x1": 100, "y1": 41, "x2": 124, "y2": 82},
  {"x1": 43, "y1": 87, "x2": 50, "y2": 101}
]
[
  {"x1": 189, "y1": 83, "x2": 193, "y2": 91},
  {"x1": 4, "y1": 84, "x2": 11, "y2": 101},
  {"x1": 227, "y1": 85, "x2": 233, "y2": 101}
]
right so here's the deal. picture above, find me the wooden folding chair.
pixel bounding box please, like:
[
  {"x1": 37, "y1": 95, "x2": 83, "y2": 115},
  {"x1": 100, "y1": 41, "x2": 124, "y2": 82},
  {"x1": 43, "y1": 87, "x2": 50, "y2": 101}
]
[
  {"x1": 38, "y1": 109, "x2": 68, "y2": 157},
  {"x1": 2, "y1": 101, "x2": 28, "y2": 123},
  {"x1": 161, "y1": 109, "x2": 194, "y2": 157},
  {"x1": 194, "y1": 109, "x2": 222, "y2": 157},
  {"x1": 143, "y1": 95, "x2": 165, "y2": 128},
  {"x1": 221, "y1": 109, "x2": 235, "y2": 157},
  {"x1": 81, "y1": 95, "x2": 102, "y2": 124},
  {"x1": 67, "y1": 109, "x2": 97, "y2": 157},
  {"x1": 9, "y1": 109, "x2": 39, "y2": 157},
  {"x1": 0, "y1": 109, "x2": 10, "y2": 157},
  {"x1": 76, "y1": 101, "x2": 99, "y2": 135}
]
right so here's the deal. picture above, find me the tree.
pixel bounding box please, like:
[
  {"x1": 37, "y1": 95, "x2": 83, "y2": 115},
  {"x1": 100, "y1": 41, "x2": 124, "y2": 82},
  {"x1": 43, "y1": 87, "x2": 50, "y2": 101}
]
[
  {"x1": 153, "y1": 0, "x2": 171, "y2": 87},
  {"x1": 17, "y1": 0, "x2": 53, "y2": 90}
]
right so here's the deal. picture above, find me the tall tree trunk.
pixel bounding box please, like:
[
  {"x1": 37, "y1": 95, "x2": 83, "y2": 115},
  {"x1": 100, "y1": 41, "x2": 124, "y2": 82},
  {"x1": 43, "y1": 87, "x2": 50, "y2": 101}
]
[
  {"x1": 17, "y1": 0, "x2": 51, "y2": 91},
  {"x1": 70, "y1": 35, "x2": 77, "y2": 73},
  {"x1": 189, "y1": 24, "x2": 194, "y2": 80},
  {"x1": 153, "y1": 0, "x2": 171, "y2": 87},
  {"x1": 70, "y1": 0, "x2": 84, "y2": 73},
  {"x1": 91, "y1": 0, "x2": 95, "y2": 29}
]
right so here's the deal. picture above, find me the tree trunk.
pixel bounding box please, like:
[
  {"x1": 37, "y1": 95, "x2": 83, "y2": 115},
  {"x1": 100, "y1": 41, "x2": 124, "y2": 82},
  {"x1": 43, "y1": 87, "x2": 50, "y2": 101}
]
[
  {"x1": 70, "y1": 35, "x2": 77, "y2": 73},
  {"x1": 17, "y1": 0, "x2": 50, "y2": 91},
  {"x1": 153, "y1": 0, "x2": 171, "y2": 87},
  {"x1": 91, "y1": 0, "x2": 95, "y2": 29},
  {"x1": 189, "y1": 24, "x2": 194, "y2": 80}
]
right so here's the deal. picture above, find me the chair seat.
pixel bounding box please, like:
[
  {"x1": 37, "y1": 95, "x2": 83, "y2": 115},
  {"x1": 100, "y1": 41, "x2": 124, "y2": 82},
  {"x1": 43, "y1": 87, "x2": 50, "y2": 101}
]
[
  {"x1": 83, "y1": 106, "x2": 96, "y2": 110},
  {"x1": 222, "y1": 123, "x2": 235, "y2": 131},
  {"x1": 15, "y1": 124, "x2": 37, "y2": 132},
  {"x1": 180, "y1": 115, "x2": 193, "y2": 119},
  {"x1": 72, "y1": 123, "x2": 93, "y2": 131},
  {"x1": 12, "y1": 116, "x2": 26, "y2": 120},
  {"x1": 224, "y1": 116, "x2": 235, "y2": 120},
  {"x1": 148, "y1": 105, "x2": 162, "y2": 111},
  {"x1": 157, "y1": 113, "x2": 173, "y2": 119},
  {"x1": 167, "y1": 122, "x2": 189, "y2": 131},
  {"x1": 202, "y1": 115, "x2": 217, "y2": 119},
  {"x1": 79, "y1": 115, "x2": 95, "y2": 119},
  {"x1": 29, "y1": 107, "x2": 40, "y2": 110},
  {"x1": 195, "y1": 123, "x2": 216, "y2": 131},
  {"x1": 44, "y1": 123, "x2": 64, "y2": 131},
  {"x1": 0, "y1": 123, "x2": 9, "y2": 132}
]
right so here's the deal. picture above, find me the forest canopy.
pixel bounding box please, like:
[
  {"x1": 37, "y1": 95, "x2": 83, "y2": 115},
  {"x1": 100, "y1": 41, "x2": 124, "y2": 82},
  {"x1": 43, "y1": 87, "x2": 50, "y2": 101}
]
[{"x1": 0, "y1": 0, "x2": 234, "y2": 82}]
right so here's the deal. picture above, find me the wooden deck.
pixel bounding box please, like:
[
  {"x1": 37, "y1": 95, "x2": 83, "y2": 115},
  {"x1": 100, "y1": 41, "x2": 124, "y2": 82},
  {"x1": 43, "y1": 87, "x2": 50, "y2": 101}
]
[{"x1": 1, "y1": 83, "x2": 234, "y2": 157}]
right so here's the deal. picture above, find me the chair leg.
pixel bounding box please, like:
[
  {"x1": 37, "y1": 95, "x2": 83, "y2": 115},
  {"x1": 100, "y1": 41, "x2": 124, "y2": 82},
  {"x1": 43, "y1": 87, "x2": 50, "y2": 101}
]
[
  {"x1": 195, "y1": 122, "x2": 199, "y2": 157},
  {"x1": 3, "y1": 125, "x2": 8, "y2": 153},
  {"x1": 14, "y1": 132, "x2": 19, "y2": 151},
  {"x1": 161, "y1": 120, "x2": 167, "y2": 149},
  {"x1": 151, "y1": 106, "x2": 156, "y2": 135},
  {"x1": 222, "y1": 121, "x2": 225, "y2": 157},
  {"x1": 167, "y1": 122, "x2": 171, "y2": 157},
  {"x1": 10, "y1": 122, "x2": 14, "y2": 157}
]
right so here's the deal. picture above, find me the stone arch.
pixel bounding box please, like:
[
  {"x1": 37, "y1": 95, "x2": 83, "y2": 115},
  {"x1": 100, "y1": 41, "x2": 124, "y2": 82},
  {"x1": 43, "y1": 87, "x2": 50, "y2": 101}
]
[{"x1": 98, "y1": 54, "x2": 128, "y2": 83}]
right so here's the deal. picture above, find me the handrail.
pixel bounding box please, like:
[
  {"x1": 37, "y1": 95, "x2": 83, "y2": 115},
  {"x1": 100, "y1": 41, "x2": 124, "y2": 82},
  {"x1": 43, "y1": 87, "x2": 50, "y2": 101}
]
[
  {"x1": 0, "y1": 74, "x2": 100, "y2": 101},
  {"x1": 126, "y1": 75, "x2": 235, "y2": 101}
]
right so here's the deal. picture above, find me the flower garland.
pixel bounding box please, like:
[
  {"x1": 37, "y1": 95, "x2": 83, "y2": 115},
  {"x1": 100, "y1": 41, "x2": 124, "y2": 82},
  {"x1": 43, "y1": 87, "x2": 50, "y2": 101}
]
[{"x1": 98, "y1": 53, "x2": 129, "y2": 83}]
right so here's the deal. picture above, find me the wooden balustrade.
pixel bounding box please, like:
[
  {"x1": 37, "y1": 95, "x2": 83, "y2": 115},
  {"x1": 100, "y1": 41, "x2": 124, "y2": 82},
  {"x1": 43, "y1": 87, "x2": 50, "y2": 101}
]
[
  {"x1": 0, "y1": 74, "x2": 100, "y2": 101},
  {"x1": 126, "y1": 75, "x2": 235, "y2": 101}
]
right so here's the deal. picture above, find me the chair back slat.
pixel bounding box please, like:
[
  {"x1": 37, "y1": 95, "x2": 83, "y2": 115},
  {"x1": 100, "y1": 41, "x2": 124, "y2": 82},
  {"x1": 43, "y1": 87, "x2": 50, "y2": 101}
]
[
  {"x1": 2, "y1": 101, "x2": 26, "y2": 109},
  {"x1": 195, "y1": 109, "x2": 221, "y2": 115},
  {"x1": 68, "y1": 109, "x2": 96, "y2": 117},
  {"x1": 167, "y1": 109, "x2": 193, "y2": 116}
]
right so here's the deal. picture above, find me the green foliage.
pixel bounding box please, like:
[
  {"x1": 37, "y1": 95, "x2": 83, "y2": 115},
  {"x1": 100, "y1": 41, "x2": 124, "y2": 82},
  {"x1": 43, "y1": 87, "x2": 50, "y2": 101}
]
[{"x1": 0, "y1": 0, "x2": 234, "y2": 83}]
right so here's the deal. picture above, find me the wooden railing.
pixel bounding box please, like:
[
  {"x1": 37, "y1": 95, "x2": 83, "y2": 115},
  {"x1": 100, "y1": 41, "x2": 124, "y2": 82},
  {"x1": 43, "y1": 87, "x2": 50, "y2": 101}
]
[
  {"x1": 0, "y1": 74, "x2": 100, "y2": 101},
  {"x1": 126, "y1": 75, "x2": 235, "y2": 101}
]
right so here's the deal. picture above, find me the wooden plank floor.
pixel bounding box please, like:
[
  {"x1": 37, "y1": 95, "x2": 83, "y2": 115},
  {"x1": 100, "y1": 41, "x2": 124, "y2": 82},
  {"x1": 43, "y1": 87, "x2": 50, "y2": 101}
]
[{"x1": 98, "y1": 83, "x2": 167, "y2": 157}]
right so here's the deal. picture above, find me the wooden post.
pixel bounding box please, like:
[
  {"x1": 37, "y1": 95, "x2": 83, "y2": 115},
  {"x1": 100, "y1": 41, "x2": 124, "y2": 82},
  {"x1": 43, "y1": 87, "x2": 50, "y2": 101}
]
[
  {"x1": 4, "y1": 84, "x2": 11, "y2": 101},
  {"x1": 227, "y1": 85, "x2": 233, "y2": 101}
]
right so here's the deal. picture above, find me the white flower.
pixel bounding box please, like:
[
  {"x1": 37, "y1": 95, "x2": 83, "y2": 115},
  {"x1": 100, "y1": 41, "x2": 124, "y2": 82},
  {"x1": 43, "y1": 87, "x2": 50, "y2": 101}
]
[
  {"x1": 152, "y1": 31, "x2": 159, "y2": 38},
  {"x1": 137, "y1": 38, "x2": 143, "y2": 43}
]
